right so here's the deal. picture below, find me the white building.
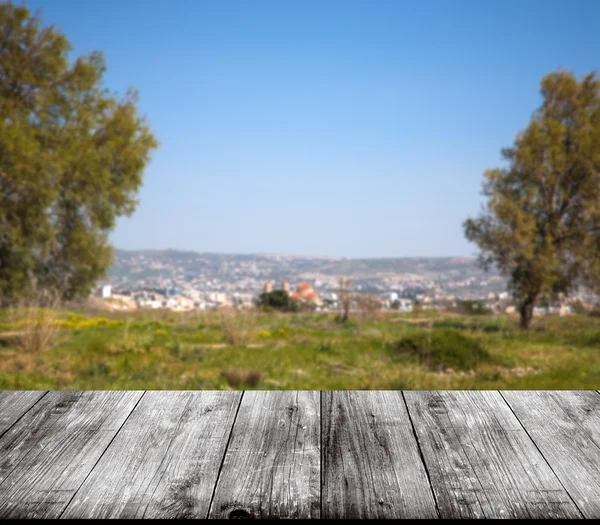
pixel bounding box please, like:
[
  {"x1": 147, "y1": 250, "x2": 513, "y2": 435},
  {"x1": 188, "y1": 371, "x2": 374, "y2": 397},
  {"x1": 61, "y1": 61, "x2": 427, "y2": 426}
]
[
  {"x1": 97, "y1": 285, "x2": 112, "y2": 299},
  {"x1": 384, "y1": 291, "x2": 399, "y2": 303},
  {"x1": 207, "y1": 292, "x2": 227, "y2": 304},
  {"x1": 396, "y1": 298, "x2": 413, "y2": 312}
]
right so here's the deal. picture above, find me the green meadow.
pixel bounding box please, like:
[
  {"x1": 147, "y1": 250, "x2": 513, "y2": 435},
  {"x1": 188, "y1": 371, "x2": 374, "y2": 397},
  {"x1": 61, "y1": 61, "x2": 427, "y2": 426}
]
[{"x1": 1, "y1": 308, "x2": 599, "y2": 390}]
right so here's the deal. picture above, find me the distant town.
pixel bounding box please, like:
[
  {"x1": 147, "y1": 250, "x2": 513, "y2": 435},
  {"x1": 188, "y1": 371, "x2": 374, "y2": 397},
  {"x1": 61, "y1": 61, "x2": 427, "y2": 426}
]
[{"x1": 95, "y1": 249, "x2": 600, "y2": 316}]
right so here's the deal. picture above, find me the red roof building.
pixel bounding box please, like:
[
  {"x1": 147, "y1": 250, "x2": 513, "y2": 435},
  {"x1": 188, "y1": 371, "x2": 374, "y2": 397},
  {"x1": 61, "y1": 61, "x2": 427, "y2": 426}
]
[{"x1": 291, "y1": 283, "x2": 321, "y2": 304}]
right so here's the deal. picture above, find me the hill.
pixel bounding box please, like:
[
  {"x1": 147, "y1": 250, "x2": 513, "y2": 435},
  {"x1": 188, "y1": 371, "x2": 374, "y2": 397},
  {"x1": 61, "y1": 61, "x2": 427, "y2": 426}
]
[{"x1": 106, "y1": 249, "x2": 505, "y2": 298}]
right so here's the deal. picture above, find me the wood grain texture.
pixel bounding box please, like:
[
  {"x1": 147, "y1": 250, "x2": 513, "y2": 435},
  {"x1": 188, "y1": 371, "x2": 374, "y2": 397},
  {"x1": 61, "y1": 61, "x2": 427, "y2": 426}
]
[
  {"x1": 209, "y1": 391, "x2": 320, "y2": 519},
  {"x1": 0, "y1": 390, "x2": 142, "y2": 519},
  {"x1": 0, "y1": 391, "x2": 46, "y2": 437},
  {"x1": 502, "y1": 390, "x2": 600, "y2": 519},
  {"x1": 322, "y1": 391, "x2": 438, "y2": 519},
  {"x1": 62, "y1": 391, "x2": 242, "y2": 519},
  {"x1": 404, "y1": 391, "x2": 582, "y2": 519}
]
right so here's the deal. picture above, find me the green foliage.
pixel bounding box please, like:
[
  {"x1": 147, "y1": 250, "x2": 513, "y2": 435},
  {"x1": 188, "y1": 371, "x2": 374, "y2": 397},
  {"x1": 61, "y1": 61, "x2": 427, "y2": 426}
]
[
  {"x1": 317, "y1": 341, "x2": 335, "y2": 353},
  {"x1": 0, "y1": 4, "x2": 157, "y2": 304},
  {"x1": 454, "y1": 300, "x2": 491, "y2": 316},
  {"x1": 257, "y1": 290, "x2": 299, "y2": 312},
  {"x1": 464, "y1": 70, "x2": 600, "y2": 329},
  {"x1": 433, "y1": 318, "x2": 505, "y2": 333},
  {"x1": 333, "y1": 315, "x2": 357, "y2": 328},
  {"x1": 388, "y1": 329, "x2": 494, "y2": 371}
]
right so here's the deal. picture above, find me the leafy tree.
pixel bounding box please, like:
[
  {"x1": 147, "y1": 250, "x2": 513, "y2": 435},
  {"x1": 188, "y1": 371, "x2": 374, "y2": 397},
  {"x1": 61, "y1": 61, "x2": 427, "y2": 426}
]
[
  {"x1": 464, "y1": 71, "x2": 600, "y2": 329},
  {"x1": 257, "y1": 290, "x2": 299, "y2": 312},
  {"x1": 0, "y1": 3, "x2": 157, "y2": 304}
]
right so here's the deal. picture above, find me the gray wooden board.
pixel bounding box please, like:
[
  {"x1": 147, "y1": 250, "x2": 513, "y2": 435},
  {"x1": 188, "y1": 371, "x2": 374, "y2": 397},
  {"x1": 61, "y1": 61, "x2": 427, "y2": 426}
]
[
  {"x1": 403, "y1": 391, "x2": 582, "y2": 519},
  {"x1": 62, "y1": 391, "x2": 242, "y2": 519},
  {"x1": 322, "y1": 391, "x2": 439, "y2": 519},
  {"x1": 0, "y1": 391, "x2": 46, "y2": 437},
  {"x1": 0, "y1": 390, "x2": 143, "y2": 519},
  {"x1": 502, "y1": 390, "x2": 600, "y2": 519},
  {"x1": 209, "y1": 391, "x2": 320, "y2": 519}
]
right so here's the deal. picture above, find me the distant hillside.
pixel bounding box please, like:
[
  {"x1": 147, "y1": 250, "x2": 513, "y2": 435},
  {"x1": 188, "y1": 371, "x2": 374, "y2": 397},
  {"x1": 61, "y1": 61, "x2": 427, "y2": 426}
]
[
  {"x1": 110, "y1": 249, "x2": 493, "y2": 278},
  {"x1": 107, "y1": 249, "x2": 505, "y2": 298}
]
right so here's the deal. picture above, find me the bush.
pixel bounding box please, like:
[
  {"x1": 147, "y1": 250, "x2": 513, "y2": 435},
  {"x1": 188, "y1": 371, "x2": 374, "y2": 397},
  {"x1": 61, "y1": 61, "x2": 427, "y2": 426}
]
[
  {"x1": 256, "y1": 290, "x2": 299, "y2": 312},
  {"x1": 221, "y1": 368, "x2": 263, "y2": 388},
  {"x1": 451, "y1": 300, "x2": 492, "y2": 316},
  {"x1": 388, "y1": 328, "x2": 494, "y2": 371},
  {"x1": 433, "y1": 319, "x2": 505, "y2": 333}
]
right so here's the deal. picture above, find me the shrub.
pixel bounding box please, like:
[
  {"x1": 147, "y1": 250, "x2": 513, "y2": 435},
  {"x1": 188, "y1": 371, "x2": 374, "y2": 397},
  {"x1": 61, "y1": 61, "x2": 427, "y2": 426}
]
[
  {"x1": 222, "y1": 368, "x2": 242, "y2": 387},
  {"x1": 450, "y1": 300, "x2": 492, "y2": 316},
  {"x1": 433, "y1": 319, "x2": 505, "y2": 333},
  {"x1": 388, "y1": 328, "x2": 494, "y2": 371},
  {"x1": 244, "y1": 369, "x2": 262, "y2": 387},
  {"x1": 221, "y1": 368, "x2": 263, "y2": 388},
  {"x1": 256, "y1": 290, "x2": 299, "y2": 312}
]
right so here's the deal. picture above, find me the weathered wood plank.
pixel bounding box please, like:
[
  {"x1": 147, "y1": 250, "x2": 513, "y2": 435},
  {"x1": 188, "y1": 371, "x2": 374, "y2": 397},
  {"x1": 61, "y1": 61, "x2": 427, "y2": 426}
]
[
  {"x1": 0, "y1": 391, "x2": 46, "y2": 437},
  {"x1": 404, "y1": 391, "x2": 582, "y2": 519},
  {"x1": 0, "y1": 390, "x2": 143, "y2": 519},
  {"x1": 209, "y1": 391, "x2": 320, "y2": 519},
  {"x1": 62, "y1": 391, "x2": 242, "y2": 519},
  {"x1": 502, "y1": 390, "x2": 600, "y2": 519},
  {"x1": 322, "y1": 391, "x2": 438, "y2": 519}
]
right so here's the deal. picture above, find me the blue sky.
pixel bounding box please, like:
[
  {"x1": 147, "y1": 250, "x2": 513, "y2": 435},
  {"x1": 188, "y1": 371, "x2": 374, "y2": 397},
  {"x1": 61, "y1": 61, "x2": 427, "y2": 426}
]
[{"x1": 27, "y1": 0, "x2": 600, "y2": 257}]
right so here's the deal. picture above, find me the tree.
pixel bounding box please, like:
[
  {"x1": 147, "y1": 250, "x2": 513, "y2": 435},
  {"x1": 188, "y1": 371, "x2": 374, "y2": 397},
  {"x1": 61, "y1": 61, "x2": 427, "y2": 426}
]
[
  {"x1": 464, "y1": 71, "x2": 600, "y2": 329},
  {"x1": 0, "y1": 4, "x2": 157, "y2": 304},
  {"x1": 337, "y1": 277, "x2": 352, "y2": 322},
  {"x1": 256, "y1": 289, "x2": 299, "y2": 312}
]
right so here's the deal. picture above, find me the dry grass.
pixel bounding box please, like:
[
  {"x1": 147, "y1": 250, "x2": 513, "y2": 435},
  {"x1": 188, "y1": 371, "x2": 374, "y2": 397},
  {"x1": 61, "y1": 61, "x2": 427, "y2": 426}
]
[
  {"x1": 6, "y1": 293, "x2": 63, "y2": 353},
  {"x1": 220, "y1": 309, "x2": 258, "y2": 346},
  {"x1": 354, "y1": 293, "x2": 384, "y2": 321}
]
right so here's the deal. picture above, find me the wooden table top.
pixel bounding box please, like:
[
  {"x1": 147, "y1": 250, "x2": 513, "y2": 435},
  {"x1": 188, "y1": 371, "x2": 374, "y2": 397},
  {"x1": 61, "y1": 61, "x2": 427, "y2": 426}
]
[{"x1": 0, "y1": 390, "x2": 598, "y2": 519}]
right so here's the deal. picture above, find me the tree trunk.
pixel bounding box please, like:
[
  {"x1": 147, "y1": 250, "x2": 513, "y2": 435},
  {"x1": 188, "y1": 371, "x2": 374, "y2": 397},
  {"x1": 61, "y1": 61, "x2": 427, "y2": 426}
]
[
  {"x1": 519, "y1": 294, "x2": 537, "y2": 330},
  {"x1": 341, "y1": 300, "x2": 349, "y2": 323}
]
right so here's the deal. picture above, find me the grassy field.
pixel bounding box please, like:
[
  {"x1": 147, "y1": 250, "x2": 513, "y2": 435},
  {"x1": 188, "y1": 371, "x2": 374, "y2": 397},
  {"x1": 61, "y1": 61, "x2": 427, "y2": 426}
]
[{"x1": 1, "y1": 307, "x2": 599, "y2": 390}]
